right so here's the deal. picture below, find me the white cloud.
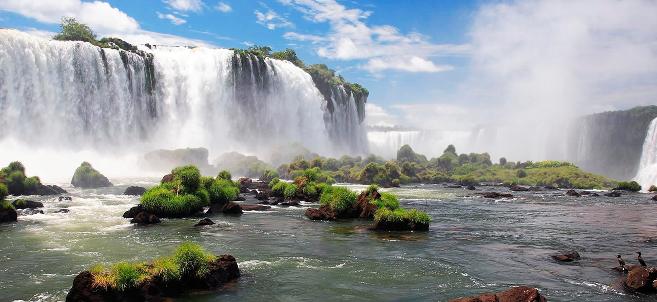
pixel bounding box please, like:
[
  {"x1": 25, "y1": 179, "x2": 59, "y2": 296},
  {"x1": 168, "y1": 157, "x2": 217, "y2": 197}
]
[
  {"x1": 364, "y1": 103, "x2": 399, "y2": 128},
  {"x1": 215, "y1": 1, "x2": 232, "y2": 13},
  {"x1": 165, "y1": 0, "x2": 204, "y2": 12},
  {"x1": 281, "y1": 0, "x2": 468, "y2": 73},
  {"x1": 157, "y1": 12, "x2": 186, "y2": 25},
  {"x1": 255, "y1": 8, "x2": 293, "y2": 30}
]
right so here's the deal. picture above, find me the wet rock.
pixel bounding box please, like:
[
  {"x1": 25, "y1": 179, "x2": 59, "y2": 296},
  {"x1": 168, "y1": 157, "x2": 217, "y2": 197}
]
[
  {"x1": 446, "y1": 184, "x2": 462, "y2": 188},
  {"x1": 194, "y1": 218, "x2": 215, "y2": 226},
  {"x1": 123, "y1": 205, "x2": 144, "y2": 218},
  {"x1": 565, "y1": 190, "x2": 581, "y2": 197},
  {"x1": 59, "y1": 196, "x2": 73, "y2": 201},
  {"x1": 605, "y1": 191, "x2": 622, "y2": 197},
  {"x1": 11, "y1": 199, "x2": 43, "y2": 209},
  {"x1": 356, "y1": 190, "x2": 379, "y2": 219},
  {"x1": 529, "y1": 186, "x2": 542, "y2": 191},
  {"x1": 480, "y1": 192, "x2": 514, "y2": 199},
  {"x1": 305, "y1": 206, "x2": 337, "y2": 221},
  {"x1": 240, "y1": 204, "x2": 271, "y2": 211},
  {"x1": 649, "y1": 185, "x2": 657, "y2": 192},
  {"x1": 651, "y1": 195, "x2": 657, "y2": 201},
  {"x1": 510, "y1": 185, "x2": 530, "y2": 192},
  {"x1": 551, "y1": 251, "x2": 581, "y2": 262},
  {"x1": 466, "y1": 185, "x2": 476, "y2": 190},
  {"x1": 130, "y1": 211, "x2": 161, "y2": 224},
  {"x1": 255, "y1": 190, "x2": 270, "y2": 201},
  {"x1": 0, "y1": 207, "x2": 18, "y2": 223},
  {"x1": 238, "y1": 177, "x2": 252, "y2": 193},
  {"x1": 71, "y1": 162, "x2": 113, "y2": 188},
  {"x1": 450, "y1": 286, "x2": 548, "y2": 302},
  {"x1": 66, "y1": 254, "x2": 240, "y2": 301},
  {"x1": 34, "y1": 184, "x2": 67, "y2": 195},
  {"x1": 55, "y1": 209, "x2": 70, "y2": 213},
  {"x1": 624, "y1": 267, "x2": 652, "y2": 292},
  {"x1": 221, "y1": 202, "x2": 243, "y2": 215},
  {"x1": 123, "y1": 186, "x2": 147, "y2": 196},
  {"x1": 373, "y1": 218, "x2": 429, "y2": 232},
  {"x1": 19, "y1": 208, "x2": 44, "y2": 215},
  {"x1": 279, "y1": 200, "x2": 300, "y2": 207},
  {"x1": 590, "y1": 192, "x2": 600, "y2": 197}
]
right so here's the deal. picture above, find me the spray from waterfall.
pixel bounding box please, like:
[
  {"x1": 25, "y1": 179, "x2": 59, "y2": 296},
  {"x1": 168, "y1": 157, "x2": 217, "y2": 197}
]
[{"x1": 635, "y1": 117, "x2": 657, "y2": 190}]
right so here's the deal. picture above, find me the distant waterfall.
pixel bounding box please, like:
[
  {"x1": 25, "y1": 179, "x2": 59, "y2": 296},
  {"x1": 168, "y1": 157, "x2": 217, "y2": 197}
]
[
  {"x1": 0, "y1": 30, "x2": 367, "y2": 177},
  {"x1": 635, "y1": 117, "x2": 657, "y2": 189}
]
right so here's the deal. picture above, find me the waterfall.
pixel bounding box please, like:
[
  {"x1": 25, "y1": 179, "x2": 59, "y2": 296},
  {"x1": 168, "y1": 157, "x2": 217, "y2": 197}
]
[
  {"x1": 635, "y1": 117, "x2": 657, "y2": 189},
  {"x1": 0, "y1": 30, "x2": 367, "y2": 180}
]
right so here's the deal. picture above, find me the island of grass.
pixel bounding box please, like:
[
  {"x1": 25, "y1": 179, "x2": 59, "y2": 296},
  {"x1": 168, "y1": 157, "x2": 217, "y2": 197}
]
[
  {"x1": 66, "y1": 242, "x2": 240, "y2": 301},
  {"x1": 276, "y1": 144, "x2": 620, "y2": 190},
  {"x1": 305, "y1": 184, "x2": 431, "y2": 231},
  {"x1": 0, "y1": 161, "x2": 67, "y2": 195},
  {"x1": 124, "y1": 166, "x2": 242, "y2": 223}
]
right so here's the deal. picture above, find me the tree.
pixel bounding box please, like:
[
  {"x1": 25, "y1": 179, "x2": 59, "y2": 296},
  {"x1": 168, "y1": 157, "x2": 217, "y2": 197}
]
[
  {"x1": 444, "y1": 144, "x2": 457, "y2": 155},
  {"x1": 499, "y1": 157, "x2": 507, "y2": 166},
  {"x1": 53, "y1": 17, "x2": 97, "y2": 43}
]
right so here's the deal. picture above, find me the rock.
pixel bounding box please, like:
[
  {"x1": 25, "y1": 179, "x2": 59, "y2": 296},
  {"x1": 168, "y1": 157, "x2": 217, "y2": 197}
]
[
  {"x1": 0, "y1": 207, "x2": 18, "y2": 223},
  {"x1": 446, "y1": 184, "x2": 462, "y2": 188},
  {"x1": 59, "y1": 196, "x2": 73, "y2": 201},
  {"x1": 373, "y1": 218, "x2": 429, "y2": 232},
  {"x1": 130, "y1": 211, "x2": 161, "y2": 224},
  {"x1": 34, "y1": 184, "x2": 67, "y2": 195},
  {"x1": 450, "y1": 286, "x2": 547, "y2": 302},
  {"x1": 55, "y1": 209, "x2": 70, "y2": 213},
  {"x1": 590, "y1": 192, "x2": 600, "y2": 197},
  {"x1": 11, "y1": 199, "x2": 43, "y2": 209},
  {"x1": 529, "y1": 186, "x2": 542, "y2": 191},
  {"x1": 161, "y1": 173, "x2": 174, "y2": 183},
  {"x1": 194, "y1": 218, "x2": 215, "y2": 226},
  {"x1": 649, "y1": 185, "x2": 657, "y2": 192},
  {"x1": 71, "y1": 162, "x2": 112, "y2": 188},
  {"x1": 240, "y1": 204, "x2": 271, "y2": 211},
  {"x1": 305, "y1": 206, "x2": 337, "y2": 221},
  {"x1": 123, "y1": 205, "x2": 144, "y2": 218},
  {"x1": 238, "y1": 177, "x2": 252, "y2": 193},
  {"x1": 123, "y1": 186, "x2": 147, "y2": 196},
  {"x1": 605, "y1": 191, "x2": 622, "y2": 197},
  {"x1": 480, "y1": 192, "x2": 514, "y2": 199},
  {"x1": 551, "y1": 251, "x2": 581, "y2": 262},
  {"x1": 651, "y1": 195, "x2": 657, "y2": 201},
  {"x1": 255, "y1": 190, "x2": 270, "y2": 201},
  {"x1": 466, "y1": 185, "x2": 476, "y2": 190},
  {"x1": 510, "y1": 185, "x2": 530, "y2": 192},
  {"x1": 625, "y1": 267, "x2": 652, "y2": 292},
  {"x1": 221, "y1": 202, "x2": 243, "y2": 215},
  {"x1": 66, "y1": 254, "x2": 240, "y2": 301},
  {"x1": 19, "y1": 208, "x2": 44, "y2": 215},
  {"x1": 565, "y1": 190, "x2": 581, "y2": 197},
  {"x1": 279, "y1": 200, "x2": 300, "y2": 207}
]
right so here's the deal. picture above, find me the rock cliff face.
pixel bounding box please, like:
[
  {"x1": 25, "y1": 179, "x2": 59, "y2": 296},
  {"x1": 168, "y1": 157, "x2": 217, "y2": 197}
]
[{"x1": 568, "y1": 106, "x2": 657, "y2": 180}]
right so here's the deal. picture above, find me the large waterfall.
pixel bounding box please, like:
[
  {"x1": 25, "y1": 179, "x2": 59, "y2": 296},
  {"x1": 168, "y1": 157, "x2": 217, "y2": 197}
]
[
  {"x1": 635, "y1": 117, "x2": 657, "y2": 189},
  {"x1": 0, "y1": 30, "x2": 366, "y2": 180}
]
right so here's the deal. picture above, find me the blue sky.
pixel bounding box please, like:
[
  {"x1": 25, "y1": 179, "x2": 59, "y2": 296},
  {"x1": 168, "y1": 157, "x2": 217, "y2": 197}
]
[{"x1": 1, "y1": 0, "x2": 656, "y2": 131}]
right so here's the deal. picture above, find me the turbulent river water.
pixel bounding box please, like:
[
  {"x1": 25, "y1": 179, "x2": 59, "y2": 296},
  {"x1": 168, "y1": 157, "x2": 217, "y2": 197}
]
[{"x1": 1, "y1": 181, "x2": 657, "y2": 302}]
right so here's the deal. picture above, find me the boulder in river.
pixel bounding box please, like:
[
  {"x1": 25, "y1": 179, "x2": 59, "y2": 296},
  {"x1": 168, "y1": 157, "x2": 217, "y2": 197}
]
[
  {"x1": 450, "y1": 286, "x2": 547, "y2": 302},
  {"x1": 651, "y1": 195, "x2": 657, "y2": 201},
  {"x1": 123, "y1": 186, "x2": 147, "y2": 196},
  {"x1": 11, "y1": 199, "x2": 43, "y2": 209},
  {"x1": 551, "y1": 251, "x2": 581, "y2": 262},
  {"x1": 130, "y1": 211, "x2": 161, "y2": 225},
  {"x1": 624, "y1": 266, "x2": 655, "y2": 293},
  {"x1": 466, "y1": 185, "x2": 476, "y2": 190},
  {"x1": 604, "y1": 191, "x2": 622, "y2": 197},
  {"x1": 480, "y1": 192, "x2": 514, "y2": 199},
  {"x1": 71, "y1": 162, "x2": 112, "y2": 188},
  {"x1": 649, "y1": 185, "x2": 657, "y2": 192},
  {"x1": 305, "y1": 205, "x2": 337, "y2": 221},
  {"x1": 194, "y1": 218, "x2": 215, "y2": 226},
  {"x1": 240, "y1": 204, "x2": 271, "y2": 211},
  {"x1": 510, "y1": 185, "x2": 530, "y2": 192},
  {"x1": 0, "y1": 207, "x2": 17, "y2": 223},
  {"x1": 565, "y1": 190, "x2": 581, "y2": 197},
  {"x1": 221, "y1": 201, "x2": 243, "y2": 215}
]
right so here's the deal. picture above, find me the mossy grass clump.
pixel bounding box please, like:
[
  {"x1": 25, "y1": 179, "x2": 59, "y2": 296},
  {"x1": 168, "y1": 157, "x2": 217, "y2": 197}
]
[
  {"x1": 71, "y1": 162, "x2": 112, "y2": 188},
  {"x1": 207, "y1": 179, "x2": 239, "y2": 204},
  {"x1": 614, "y1": 181, "x2": 642, "y2": 192},
  {"x1": 319, "y1": 186, "x2": 357, "y2": 213},
  {"x1": 373, "y1": 207, "x2": 431, "y2": 231},
  {"x1": 372, "y1": 192, "x2": 400, "y2": 211},
  {"x1": 0, "y1": 161, "x2": 43, "y2": 195},
  {"x1": 89, "y1": 242, "x2": 216, "y2": 291}
]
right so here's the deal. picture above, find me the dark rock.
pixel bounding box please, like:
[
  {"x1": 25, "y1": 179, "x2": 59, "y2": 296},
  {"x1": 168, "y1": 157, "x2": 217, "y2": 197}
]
[
  {"x1": 529, "y1": 186, "x2": 542, "y2": 191},
  {"x1": 12, "y1": 199, "x2": 43, "y2": 209},
  {"x1": 124, "y1": 186, "x2": 147, "y2": 196},
  {"x1": 255, "y1": 190, "x2": 270, "y2": 201},
  {"x1": 0, "y1": 207, "x2": 18, "y2": 223},
  {"x1": 480, "y1": 192, "x2": 514, "y2": 199},
  {"x1": 240, "y1": 204, "x2": 271, "y2": 211},
  {"x1": 450, "y1": 286, "x2": 548, "y2": 302},
  {"x1": 305, "y1": 206, "x2": 337, "y2": 221},
  {"x1": 605, "y1": 191, "x2": 622, "y2": 197},
  {"x1": 66, "y1": 254, "x2": 240, "y2": 301},
  {"x1": 373, "y1": 218, "x2": 429, "y2": 232},
  {"x1": 71, "y1": 162, "x2": 113, "y2": 188},
  {"x1": 652, "y1": 195, "x2": 657, "y2": 201},
  {"x1": 194, "y1": 218, "x2": 215, "y2": 226},
  {"x1": 19, "y1": 208, "x2": 44, "y2": 215},
  {"x1": 551, "y1": 251, "x2": 581, "y2": 262},
  {"x1": 34, "y1": 184, "x2": 67, "y2": 195},
  {"x1": 123, "y1": 205, "x2": 144, "y2": 218},
  {"x1": 446, "y1": 184, "x2": 462, "y2": 188},
  {"x1": 580, "y1": 191, "x2": 592, "y2": 195},
  {"x1": 55, "y1": 209, "x2": 70, "y2": 213},
  {"x1": 624, "y1": 267, "x2": 652, "y2": 292},
  {"x1": 279, "y1": 200, "x2": 300, "y2": 207},
  {"x1": 510, "y1": 185, "x2": 530, "y2": 192},
  {"x1": 238, "y1": 177, "x2": 252, "y2": 193},
  {"x1": 649, "y1": 185, "x2": 657, "y2": 192},
  {"x1": 356, "y1": 190, "x2": 379, "y2": 219},
  {"x1": 590, "y1": 192, "x2": 600, "y2": 197},
  {"x1": 466, "y1": 185, "x2": 476, "y2": 190},
  {"x1": 565, "y1": 189, "x2": 581, "y2": 197},
  {"x1": 130, "y1": 211, "x2": 161, "y2": 224},
  {"x1": 208, "y1": 201, "x2": 243, "y2": 215}
]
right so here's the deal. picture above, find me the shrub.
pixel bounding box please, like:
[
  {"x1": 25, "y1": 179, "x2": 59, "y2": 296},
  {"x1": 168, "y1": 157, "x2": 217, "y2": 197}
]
[
  {"x1": 53, "y1": 17, "x2": 97, "y2": 44},
  {"x1": 151, "y1": 257, "x2": 181, "y2": 282},
  {"x1": 268, "y1": 177, "x2": 280, "y2": 188},
  {"x1": 172, "y1": 242, "x2": 216, "y2": 278},
  {"x1": 172, "y1": 166, "x2": 201, "y2": 193},
  {"x1": 217, "y1": 170, "x2": 232, "y2": 181},
  {"x1": 372, "y1": 192, "x2": 400, "y2": 210},
  {"x1": 319, "y1": 186, "x2": 357, "y2": 213},
  {"x1": 260, "y1": 169, "x2": 279, "y2": 183},
  {"x1": 374, "y1": 207, "x2": 431, "y2": 225},
  {"x1": 614, "y1": 181, "x2": 642, "y2": 192},
  {"x1": 283, "y1": 183, "x2": 297, "y2": 199},
  {"x1": 0, "y1": 183, "x2": 8, "y2": 200},
  {"x1": 140, "y1": 186, "x2": 205, "y2": 217},
  {"x1": 112, "y1": 262, "x2": 146, "y2": 291},
  {"x1": 208, "y1": 179, "x2": 239, "y2": 204},
  {"x1": 271, "y1": 181, "x2": 291, "y2": 197}
]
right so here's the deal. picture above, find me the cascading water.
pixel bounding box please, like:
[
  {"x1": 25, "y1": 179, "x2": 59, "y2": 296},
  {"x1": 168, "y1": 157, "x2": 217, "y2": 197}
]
[
  {"x1": 634, "y1": 117, "x2": 657, "y2": 189},
  {"x1": 0, "y1": 30, "x2": 367, "y2": 180}
]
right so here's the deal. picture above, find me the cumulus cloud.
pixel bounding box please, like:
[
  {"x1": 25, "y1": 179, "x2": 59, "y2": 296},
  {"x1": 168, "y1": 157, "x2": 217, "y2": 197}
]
[
  {"x1": 255, "y1": 8, "x2": 293, "y2": 30},
  {"x1": 157, "y1": 12, "x2": 186, "y2": 25},
  {"x1": 215, "y1": 1, "x2": 232, "y2": 13},
  {"x1": 364, "y1": 103, "x2": 399, "y2": 128},
  {"x1": 281, "y1": 0, "x2": 468, "y2": 73},
  {"x1": 165, "y1": 0, "x2": 204, "y2": 12}
]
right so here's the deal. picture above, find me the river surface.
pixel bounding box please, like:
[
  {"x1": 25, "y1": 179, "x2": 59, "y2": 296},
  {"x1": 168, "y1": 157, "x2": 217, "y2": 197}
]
[{"x1": 1, "y1": 180, "x2": 657, "y2": 302}]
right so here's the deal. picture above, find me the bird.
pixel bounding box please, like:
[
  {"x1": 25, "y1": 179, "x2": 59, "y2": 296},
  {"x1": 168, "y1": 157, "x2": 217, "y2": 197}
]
[
  {"x1": 637, "y1": 252, "x2": 647, "y2": 267},
  {"x1": 617, "y1": 254, "x2": 626, "y2": 267}
]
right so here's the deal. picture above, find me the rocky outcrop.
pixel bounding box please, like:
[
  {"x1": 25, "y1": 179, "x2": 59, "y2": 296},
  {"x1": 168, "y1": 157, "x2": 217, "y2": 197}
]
[
  {"x1": 480, "y1": 192, "x2": 514, "y2": 199},
  {"x1": 373, "y1": 218, "x2": 429, "y2": 232},
  {"x1": 124, "y1": 186, "x2": 147, "y2": 196},
  {"x1": 240, "y1": 204, "x2": 271, "y2": 211},
  {"x1": 652, "y1": 195, "x2": 657, "y2": 201},
  {"x1": 33, "y1": 184, "x2": 67, "y2": 195},
  {"x1": 66, "y1": 255, "x2": 240, "y2": 301},
  {"x1": 305, "y1": 205, "x2": 337, "y2": 221},
  {"x1": 551, "y1": 251, "x2": 581, "y2": 262},
  {"x1": 11, "y1": 199, "x2": 43, "y2": 209},
  {"x1": 604, "y1": 191, "x2": 622, "y2": 197},
  {"x1": 624, "y1": 266, "x2": 657, "y2": 293},
  {"x1": 450, "y1": 286, "x2": 547, "y2": 302},
  {"x1": 0, "y1": 207, "x2": 17, "y2": 223},
  {"x1": 195, "y1": 218, "x2": 215, "y2": 226},
  {"x1": 130, "y1": 211, "x2": 161, "y2": 224},
  {"x1": 71, "y1": 162, "x2": 112, "y2": 188},
  {"x1": 510, "y1": 185, "x2": 530, "y2": 192},
  {"x1": 566, "y1": 190, "x2": 581, "y2": 197}
]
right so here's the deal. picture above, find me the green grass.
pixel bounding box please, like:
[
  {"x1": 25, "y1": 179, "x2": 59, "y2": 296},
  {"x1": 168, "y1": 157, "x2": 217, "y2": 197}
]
[
  {"x1": 140, "y1": 186, "x2": 206, "y2": 217},
  {"x1": 614, "y1": 181, "x2": 642, "y2": 192},
  {"x1": 319, "y1": 186, "x2": 357, "y2": 213},
  {"x1": 372, "y1": 192, "x2": 400, "y2": 210},
  {"x1": 89, "y1": 242, "x2": 215, "y2": 291},
  {"x1": 374, "y1": 207, "x2": 431, "y2": 225},
  {"x1": 0, "y1": 200, "x2": 14, "y2": 210},
  {"x1": 208, "y1": 179, "x2": 239, "y2": 204},
  {"x1": 171, "y1": 166, "x2": 201, "y2": 193}
]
